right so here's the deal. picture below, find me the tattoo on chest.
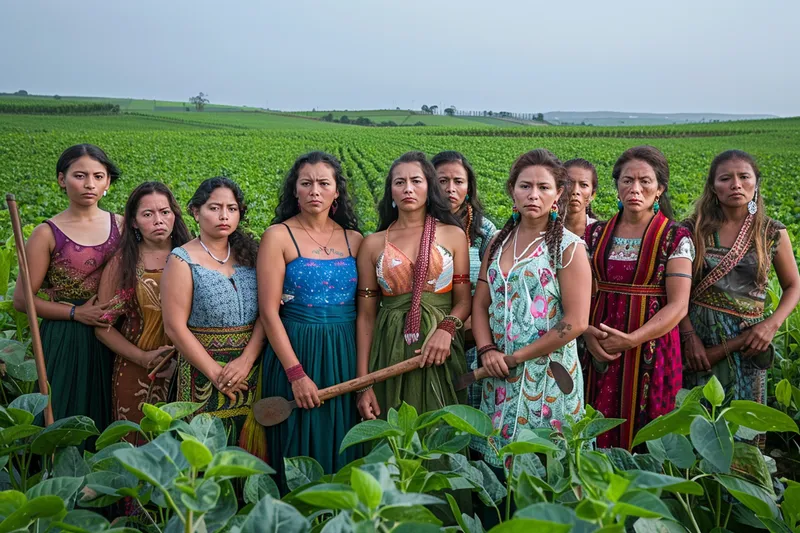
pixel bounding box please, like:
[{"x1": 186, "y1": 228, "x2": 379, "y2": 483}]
[
  {"x1": 312, "y1": 247, "x2": 345, "y2": 258},
  {"x1": 554, "y1": 320, "x2": 572, "y2": 339}
]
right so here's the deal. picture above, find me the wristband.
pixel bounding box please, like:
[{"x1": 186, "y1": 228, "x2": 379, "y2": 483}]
[
  {"x1": 356, "y1": 384, "x2": 373, "y2": 394},
  {"x1": 437, "y1": 319, "x2": 457, "y2": 337},
  {"x1": 69, "y1": 305, "x2": 76, "y2": 321},
  {"x1": 477, "y1": 343, "x2": 498, "y2": 358},
  {"x1": 285, "y1": 364, "x2": 306, "y2": 383}
]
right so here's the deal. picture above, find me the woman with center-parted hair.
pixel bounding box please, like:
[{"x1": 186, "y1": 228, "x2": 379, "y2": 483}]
[
  {"x1": 162, "y1": 177, "x2": 267, "y2": 458},
  {"x1": 95, "y1": 182, "x2": 192, "y2": 436},
  {"x1": 13, "y1": 144, "x2": 123, "y2": 436},
  {"x1": 258, "y1": 151, "x2": 364, "y2": 490},
  {"x1": 356, "y1": 151, "x2": 471, "y2": 420},
  {"x1": 583, "y1": 145, "x2": 694, "y2": 450}
]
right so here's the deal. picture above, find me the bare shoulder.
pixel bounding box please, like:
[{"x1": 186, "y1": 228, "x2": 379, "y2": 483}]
[
  {"x1": 345, "y1": 229, "x2": 365, "y2": 254},
  {"x1": 262, "y1": 222, "x2": 291, "y2": 241},
  {"x1": 28, "y1": 222, "x2": 56, "y2": 248},
  {"x1": 112, "y1": 212, "x2": 124, "y2": 231}
]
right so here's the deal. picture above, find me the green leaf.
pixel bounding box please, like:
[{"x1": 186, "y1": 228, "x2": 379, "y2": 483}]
[
  {"x1": 624, "y1": 470, "x2": 704, "y2": 495},
  {"x1": 440, "y1": 404, "x2": 493, "y2": 437},
  {"x1": 244, "y1": 473, "x2": 280, "y2": 504},
  {"x1": 180, "y1": 479, "x2": 221, "y2": 512},
  {"x1": 296, "y1": 483, "x2": 359, "y2": 510},
  {"x1": 339, "y1": 420, "x2": 403, "y2": 453},
  {"x1": 723, "y1": 400, "x2": 799, "y2": 433},
  {"x1": 633, "y1": 399, "x2": 707, "y2": 447},
  {"x1": 351, "y1": 467, "x2": 382, "y2": 510},
  {"x1": 389, "y1": 402, "x2": 418, "y2": 435},
  {"x1": 203, "y1": 478, "x2": 238, "y2": 531},
  {"x1": 703, "y1": 376, "x2": 725, "y2": 407},
  {"x1": 715, "y1": 474, "x2": 779, "y2": 519},
  {"x1": 498, "y1": 429, "x2": 558, "y2": 455},
  {"x1": 53, "y1": 447, "x2": 90, "y2": 478},
  {"x1": 488, "y1": 518, "x2": 570, "y2": 532},
  {"x1": 380, "y1": 504, "x2": 442, "y2": 525},
  {"x1": 236, "y1": 495, "x2": 310, "y2": 533},
  {"x1": 515, "y1": 502, "x2": 586, "y2": 529},
  {"x1": 160, "y1": 401, "x2": 204, "y2": 420},
  {"x1": 285, "y1": 456, "x2": 325, "y2": 492},
  {"x1": 320, "y1": 511, "x2": 354, "y2": 533},
  {"x1": 30, "y1": 416, "x2": 99, "y2": 455},
  {"x1": 181, "y1": 439, "x2": 213, "y2": 469},
  {"x1": 690, "y1": 416, "x2": 732, "y2": 474},
  {"x1": 113, "y1": 432, "x2": 185, "y2": 492},
  {"x1": 188, "y1": 414, "x2": 227, "y2": 453},
  {"x1": 5, "y1": 407, "x2": 33, "y2": 426},
  {"x1": 8, "y1": 393, "x2": 48, "y2": 418},
  {"x1": 731, "y1": 442, "x2": 773, "y2": 491},
  {"x1": 95, "y1": 420, "x2": 140, "y2": 450},
  {"x1": 205, "y1": 448, "x2": 273, "y2": 478},
  {"x1": 86, "y1": 442, "x2": 133, "y2": 471},
  {"x1": 423, "y1": 426, "x2": 471, "y2": 454},
  {"x1": 633, "y1": 518, "x2": 691, "y2": 532},
  {"x1": 775, "y1": 379, "x2": 793, "y2": 408},
  {"x1": 0, "y1": 491, "x2": 26, "y2": 517},
  {"x1": 52, "y1": 509, "x2": 110, "y2": 532},
  {"x1": 584, "y1": 417, "x2": 626, "y2": 440},
  {"x1": 514, "y1": 471, "x2": 553, "y2": 509},
  {"x1": 758, "y1": 517, "x2": 794, "y2": 533},
  {"x1": 661, "y1": 433, "x2": 695, "y2": 469},
  {"x1": 575, "y1": 498, "x2": 607, "y2": 521},
  {"x1": 140, "y1": 403, "x2": 172, "y2": 432},
  {"x1": 0, "y1": 424, "x2": 41, "y2": 445},
  {"x1": 0, "y1": 495, "x2": 64, "y2": 533},
  {"x1": 613, "y1": 490, "x2": 675, "y2": 520}
]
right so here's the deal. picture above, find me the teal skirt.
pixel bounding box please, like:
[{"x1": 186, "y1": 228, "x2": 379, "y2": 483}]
[
  {"x1": 40, "y1": 306, "x2": 114, "y2": 443},
  {"x1": 261, "y1": 303, "x2": 360, "y2": 492}
]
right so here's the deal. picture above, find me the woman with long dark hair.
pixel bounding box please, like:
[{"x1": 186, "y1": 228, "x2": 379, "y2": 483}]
[
  {"x1": 469, "y1": 149, "x2": 590, "y2": 467},
  {"x1": 258, "y1": 151, "x2": 362, "y2": 490},
  {"x1": 162, "y1": 177, "x2": 266, "y2": 458},
  {"x1": 432, "y1": 150, "x2": 497, "y2": 409},
  {"x1": 681, "y1": 151, "x2": 800, "y2": 430},
  {"x1": 563, "y1": 158, "x2": 599, "y2": 237},
  {"x1": 95, "y1": 182, "x2": 191, "y2": 434},
  {"x1": 13, "y1": 144, "x2": 122, "y2": 436},
  {"x1": 583, "y1": 146, "x2": 694, "y2": 450},
  {"x1": 356, "y1": 151, "x2": 470, "y2": 419}
]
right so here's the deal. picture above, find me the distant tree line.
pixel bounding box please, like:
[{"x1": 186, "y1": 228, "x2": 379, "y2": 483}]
[
  {"x1": 0, "y1": 101, "x2": 120, "y2": 115},
  {"x1": 319, "y1": 114, "x2": 426, "y2": 127}
]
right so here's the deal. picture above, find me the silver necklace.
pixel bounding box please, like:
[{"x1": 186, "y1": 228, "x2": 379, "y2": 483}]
[
  {"x1": 512, "y1": 227, "x2": 544, "y2": 263},
  {"x1": 199, "y1": 238, "x2": 231, "y2": 264}
]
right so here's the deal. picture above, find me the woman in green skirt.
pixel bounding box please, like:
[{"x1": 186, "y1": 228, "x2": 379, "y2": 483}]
[
  {"x1": 258, "y1": 152, "x2": 363, "y2": 491},
  {"x1": 14, "y1": 144, "x2": 122, "y2": 437},
  {"x1": 356, "y1": 151, "x2": 471, "y2": 420}
]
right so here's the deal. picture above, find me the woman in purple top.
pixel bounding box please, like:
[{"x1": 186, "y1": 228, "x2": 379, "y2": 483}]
[{"x1": 13, "y1": 144, "x2": 122, "y2": 435}]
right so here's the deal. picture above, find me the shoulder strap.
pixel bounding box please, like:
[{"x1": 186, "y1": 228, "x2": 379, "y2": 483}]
[
  {"x1": 343, "y1": 229, "x2": 353, "y2": 257},
  {"x1": 282, "y1": 223, "x2": 302, "y2": 256}
]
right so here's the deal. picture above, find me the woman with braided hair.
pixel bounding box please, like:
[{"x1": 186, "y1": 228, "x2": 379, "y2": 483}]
[
  {"x1": 433, "y1": 150, "x2": 497, "y2": 409},
  {"x1": 469, "y1": 149, "x2": 591, "y2": 469},
  {"x1": 356, "y1": 151, "x2": 471, "y2": 419},
  {"x1": 583, "y1": 146, "x2": 694, "y2": 450}
]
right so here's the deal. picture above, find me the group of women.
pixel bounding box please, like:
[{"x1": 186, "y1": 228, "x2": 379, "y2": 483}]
[{"x1": 14, "y1": 142, "x2": 800, "y2": 491}]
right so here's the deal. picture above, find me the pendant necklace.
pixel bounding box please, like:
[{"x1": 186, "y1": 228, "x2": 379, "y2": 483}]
[{"x1": 199, "y1": 238, "x2": 231, "y2": 264}]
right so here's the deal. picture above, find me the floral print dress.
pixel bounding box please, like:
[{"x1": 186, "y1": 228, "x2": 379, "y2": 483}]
[{"x1": 470, "y1": 229, "x2": 585, "y2": 468}]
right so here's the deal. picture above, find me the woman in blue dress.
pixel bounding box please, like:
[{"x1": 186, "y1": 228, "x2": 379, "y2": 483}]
[{"x1": 258, "y1": 152, "x2": 363, "y2": 491}]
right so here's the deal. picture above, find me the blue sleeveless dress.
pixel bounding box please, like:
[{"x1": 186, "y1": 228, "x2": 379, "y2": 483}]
[{"x1": 261, "y1": 224, "x2": 359, "y2": 491}]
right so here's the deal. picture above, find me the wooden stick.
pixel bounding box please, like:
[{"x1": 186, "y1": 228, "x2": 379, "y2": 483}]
[
  {"x1": 317, "y1": 355, "x2": 424, "y2": 402},
  {"x1": 147, "y1": 348, "x2": 177, "y2": 381},
  {"x1": 6, "y1": 194, "x2": 54, "y2": 426}
]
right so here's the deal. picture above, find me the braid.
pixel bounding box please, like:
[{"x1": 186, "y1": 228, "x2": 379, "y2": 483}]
[
  {"x1": 487, "y1": 215, "x2": 517, "y2": 265},
  {"x1": 545, "y1": 214, "x2": 565, "y2": 270}
]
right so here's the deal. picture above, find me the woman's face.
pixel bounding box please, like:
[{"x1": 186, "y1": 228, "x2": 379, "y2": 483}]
[
  {"x1": 194, "y1": 186, "x2": 240, "y2": 239},
  {"x1": 391, "y1": 162, "x2": 428, "y2": 212},
  {"x1": 567, "y1": 166, "x2": 595, "y2": 216},
  {"x1": 512, "y1": 165, "x2": 562, "y2": 222},
  {"x1": 295, "y1": 162, "x2": 338, "y2": 216},
  {"x1": 58, "y1": 155, "x2": 111, "y2": 207},
  {"x1": 712, "y1": 158, "x2": 757, "y2": 209},
  {"x1": 617, "y1": 159, "x2": 664, "y2": 214},
  {"x1": 436, "y1": 161, "x2": 469, "y2": 213},
  {"x1": 133, "y1": 192, "x2": 175, "y2": 246}
]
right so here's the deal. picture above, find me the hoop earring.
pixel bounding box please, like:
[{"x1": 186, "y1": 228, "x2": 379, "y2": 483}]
[{"x1": 748, "y1": 189, "x2": 758, "y2": 215}]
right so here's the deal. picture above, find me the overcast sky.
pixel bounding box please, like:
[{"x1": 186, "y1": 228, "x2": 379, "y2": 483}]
[{"x1": 1, "y1": 0, "x2": 797, "y2": 116}]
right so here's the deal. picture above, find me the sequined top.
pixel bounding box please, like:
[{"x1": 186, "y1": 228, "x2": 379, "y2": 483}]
[
  {"x1": 376, "y1": 225, "x2": 454, "y2": 296},
  {"x1": 280, "y1": 224, "x2": 357, "y2": 308},
  {"x1": 169, "y1": 247, "x2": 258, "y2": 328},
  {"x1": 42, "y1": 213, "x2": 121, "y2": 302}
]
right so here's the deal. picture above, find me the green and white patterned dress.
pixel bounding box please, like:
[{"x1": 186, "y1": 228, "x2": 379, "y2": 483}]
[{"x1": 470, "y1": 229, "x2": 585, "y2": 468}]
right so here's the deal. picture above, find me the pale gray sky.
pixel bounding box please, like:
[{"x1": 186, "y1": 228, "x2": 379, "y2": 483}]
[{"x1": 1, "y1": 0, "x2": 798, "y2": 115}]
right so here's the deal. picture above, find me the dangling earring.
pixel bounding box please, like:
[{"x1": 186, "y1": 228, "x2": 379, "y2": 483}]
[
  {"x1": 748, "y1": 189, "x2": 758, "y2": 215},
  {"x1": 550, "y1": 203, "x2": 558, "y2": 221},
  {"x1": 331, "y1": 199, "x2": 338, "y2": 216},
  {"x1": 391, "y1": 200, "x2": 396, "y2": 209},
  {"x1": 512, "y1": 205, "x2": 520, "y2": 223},
  {"x1": 134, "y1": 228, "x2": 142, "y2": 242},
  {"x1": 617, "y1": 199, "x2": 624, "y2": 211},
  {"x1": 653, "y1": 195, "x2": 660, "y2": 215},
  {"x1": 465, "y1": 194, "x2": 470, "y2": 201}
]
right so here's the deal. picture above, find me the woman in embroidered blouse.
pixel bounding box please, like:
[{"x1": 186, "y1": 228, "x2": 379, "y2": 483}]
[
  {"x1": 13, "y1": 144, "x2": 122, "y2": 435},
  {"x1": 681, "y1": 151, "x2": 800, "y2": 417},
  {"x1": 95, "y1": 182, "x2": 192, "y2": 434},
  {"x1": 162, "y1": 177, "x2": 267, "y2": 458},
  {"x1": 563, "y1": 158, "x2": 599, "y2": 237},
  {"x1": 258, "y1": 152, "x2": 363, "y2": 489},
  {"x1": 583, "y1": 145, "x2": 694, "y2": 450},
  {"x1": 356, "y1": 151, "x2": 471, "y2": 420},
  {"x1": 432, "y1": 150, "x2": 497, "y2": 409},
  {"x1": 469, "y1": 149, "x2": 591, "y2": 468}
]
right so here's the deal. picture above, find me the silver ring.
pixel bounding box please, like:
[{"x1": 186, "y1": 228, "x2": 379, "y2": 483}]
[{"x1": 227, "y1": 381, "x2": 232, "y2": 387}]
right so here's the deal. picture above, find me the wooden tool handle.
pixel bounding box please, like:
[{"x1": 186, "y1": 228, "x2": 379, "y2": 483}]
[
  {"x1": 457, "y1": 355, "x2": 517, "y2": 390},
  {"x1": 147, "y1": 348, "x2": 177, "y2": 381},
  {"x1": 317, "y1": 355, "x2": 424, "y2": 402}
]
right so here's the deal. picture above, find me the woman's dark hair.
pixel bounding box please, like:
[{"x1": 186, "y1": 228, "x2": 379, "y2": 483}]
[
  {"x1": 487, "y1": 149, "x2": 571, "y2": 269},
  {"x1": 272, "y1": 151, "x2": 360, "y2": 232},
  {"x1": 376, "y1": 151, "x2": 462, "y2": 231},
  {"x1": 431, "y1": 150, "x2": 489, "y2": 246},
  {"x1": 188, "y1": 177, "x2": 259, "y2": 267},
  {"x1": 564, "y1": 158, "x2": 598, "y2": 219},
  {"x1": 119, "y1": 182, "x2": 192, "y2": 294},
  {"x1": 56, "y1": 144, "x2": 120, "y2": 183},
  {"x1": 612, "y1": 145, "x2": 674, "y2": 219},
  {"x1": 687, "y1": 150, "x2": 771, "y2": 282}
]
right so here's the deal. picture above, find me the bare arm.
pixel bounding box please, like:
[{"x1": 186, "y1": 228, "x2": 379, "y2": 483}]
[
  {"x1": 447, "y1": 226, "x2": 472, "y2": 324},
  {"x1": 13, "y1": 223, "x2": 70, "y2": 320},
  {"x1": 630, "y1": 257, "x2": 692, "y2": 344},
  {"x1": 470, "y1": 238, "x2": 495, "y2": 353},
  {"x1": 355, "y1": 235, "x2": 380, "y2": 378},
  {"x1": 512, "y1": 242, "x2": 591, "y2": 364}
]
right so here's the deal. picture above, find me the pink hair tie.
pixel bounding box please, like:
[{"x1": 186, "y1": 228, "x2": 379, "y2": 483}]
[{"x1": 285, "y1": 364, "x2": 306, "y2": 383}]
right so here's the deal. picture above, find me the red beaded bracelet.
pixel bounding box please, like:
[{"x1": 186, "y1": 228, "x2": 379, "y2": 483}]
[
  {"x1": 285, "y1": 364, "x2": 306, "y2": 383},
  {"x1": 437, "y1": 318, "x2": 457, "y2": 337}
]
